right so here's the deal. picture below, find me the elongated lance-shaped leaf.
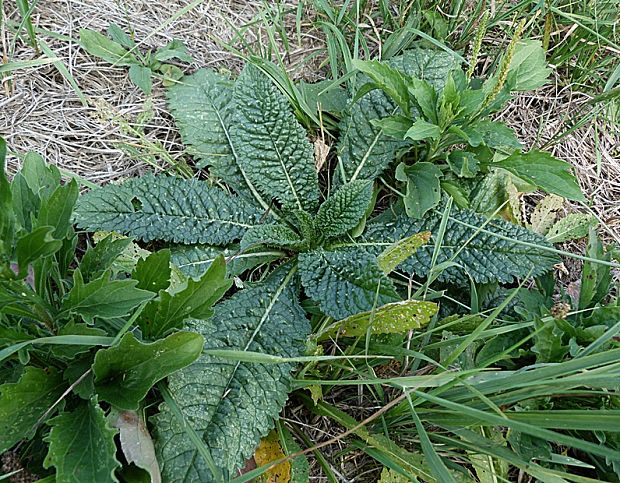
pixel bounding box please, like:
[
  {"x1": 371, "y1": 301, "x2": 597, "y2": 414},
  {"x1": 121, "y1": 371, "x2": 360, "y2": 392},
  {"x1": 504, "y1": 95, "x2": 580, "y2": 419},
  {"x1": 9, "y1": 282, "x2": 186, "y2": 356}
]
[
  {"x1": 74, "y1": 173, "x2": 263, "y2": 245},
  {"x1": 232, "y1": 65, "x2": 319, "y2": 212},
  {"x1": 337, "y1": 49, "x2": 457, "y2": 185},
  {"x1": 363, "y1": 207, "x2": 560, "y2": 284},
  {"x1": 377, "y1": 231, "x2": 431, "y2": 274},
  {"x1": 44, "y1": 399, "x2": 121, "y2": 483},
  {"x1": 241, "y1": 224, "x2": 306, "y2": 251},
  {"x1": 322, "y1": 299, "x2": 438, "y2": 338},
  {"x1": 299, "y1": 247, "x2": 399, "y2": 320},
  {"x1": 152, "y1": 265, "x2": 310, "y2": 480},
  {"x1": 167, "y1": 69, "x2": 271, "y2": 211}
]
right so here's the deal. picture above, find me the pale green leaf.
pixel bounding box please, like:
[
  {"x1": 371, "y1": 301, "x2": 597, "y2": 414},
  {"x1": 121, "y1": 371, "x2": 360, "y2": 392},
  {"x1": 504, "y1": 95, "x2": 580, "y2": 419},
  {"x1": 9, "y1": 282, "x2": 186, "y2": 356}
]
[
  {"x1": 404, "y1": 119, "x2": 441, "y2": 141},
  {"x1": 79, "y1": 28, "x2": 137, "y2": 66},
  {"x1": 547, "y1": 213, "x2": 597, "y2": 243},
  {"x1": 129, "y1": 64, "x2": 153, "y2": 95},
  {"x1": 377, "y1": 231, "x2": 431, "y2": 274},
  {"x1": 507, "y1": 40, "x2": 552, "y2": 91},
  {"x1": 529, "y1": 195, "x2": 564, "y2": 235}
]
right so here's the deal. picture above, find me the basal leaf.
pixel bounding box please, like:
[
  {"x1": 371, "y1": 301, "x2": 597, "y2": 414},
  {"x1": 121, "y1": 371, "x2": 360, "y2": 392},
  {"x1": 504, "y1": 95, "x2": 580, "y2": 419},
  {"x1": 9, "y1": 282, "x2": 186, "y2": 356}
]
[
  {"x1": 60, "y1": 270, "x2": 154, "y2": 323},
  {"x1": 155, "y1": 39, "x2": 192, "y2": 63},
  {"x1": 299, "y1": 247, "x2": 399, "y2": 320},
  {"x1": 93, "y1": 331, "x2": 204, "y2": 410},
  {"x1": 352, "y1": 59, "x2": 411, "y2": 115},
  {"x1": 404, "y1": 119, "x2": 441, "y2": 141},
  {"x1": 529, "y1": 195, "x2": 564, "y2": 235},
  {"x1": 20, "y1": 151, "x2": 61, "y2": 201},
  {"x1": 363, "y1": 207, "x2": 559, "y2": 284},
  {"x1": 0, "y1": 138, "x2": 14, "y2": 255},
  {"x1": 153, "y1": 265, "x2": 310, "y2": 479},
  {"x1": 240, "y1": 224, "x2": 305, "y2": 251},
  {"x1": 325, "y1": 299, "x2": 438, "y2": 338},
  {"x1": 390, "y1": 48, "x2": 459, "y2": 89},
  {"x1": 44, "y1": 399, "x2": 121, "y2": 483},
  {"x1": 507, "y1": 40, "x2": 551, "y2": 91},
  {"x1": 233, "y1": 65, "x2": 319, "y2": 211},
  {"x1": 167, "y1": 70, "x2": 268, "y2": 211},
  {"x1": 132, "y1": 249, "x2": 172, "y2": 293},
  {"x1": 138, "y1": 255, "x2": 231, "y2": 339},
  {"x1": 74, "y1": 173, "x2": 263, "y2": 245},
  {"x1": 471, "y1": 120, "x2": 522, "y2": 150},
  {"x1": 395, "y1": 162, "x2": 443, "y2": 219},
  {"x1": 0, "y1": 367, "x2": 66, "y2": 453},
  {"x1": 377, "y1": 231, "x2": 431, "y2": 274},
  {"x1": 315, "y1": 180, "x2": 373, "y2": 239},
  {"x1": 494, "y1": 151, "x2": 585, "y2": 202},
  {"x1": 79, "y1": 28, "x2": 137, "y2": 66}
]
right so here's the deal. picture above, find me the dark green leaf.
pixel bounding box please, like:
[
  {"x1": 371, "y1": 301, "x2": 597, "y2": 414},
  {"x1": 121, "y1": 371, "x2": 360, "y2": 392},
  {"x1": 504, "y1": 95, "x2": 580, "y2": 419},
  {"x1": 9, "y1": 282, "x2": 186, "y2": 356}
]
[
  {"x1": 469, "y1": 120, "x2": 522, "y2": 150},
  {"x1": 395, "y1": 162, "x2": 443, "y2": 219},
  {"x1": 299, "y1": 247, "x2": 399, "y2": 320},
  {"x1": 447, "y1": 150, "x2": 479, "y2": 178},
  {"x1": 0, "y1": 137, "x2": 14, "y2": 256},
  {"x1": 240, "y1": 224, "x2": 305, "y2": 251},
  {"x1": 107, "y1": 24, "x2": 135, "y2": 48},
  {"x1": 132, "y1": 249, "x2": 171, "y2": 293},
  {"x1": 80, "y1": 234, "x2": 133, "y2": 281},
  {"x1": 44, "y1": 399, "x2": 121, "y2": 482},
  {"x1": 15, "y1": 226, "x2": 62, "y2": 278},
  {"x1": 36, "y1": 179, "x2": 78, "y2": 239},
  {"x1": 94, "y1": 331, "x2": 204, "y2": 410},
  {"x1": 60, "y1": 270, "x2": 154, "y2": 323},
  {"x1": 153, "y1": 266, "x2": 310, "y2": 478},
  {"x1": 74, "y1": 173, "x2": 262, "y2": 245},
  {"x1": 352, "y1": 60, "x2": 411, "y2": 115},
  {"x1": 53, "y1": 322, "x2": 108, "y2": 359},
  {"x1": 20, "y1": 151, "x2": 61, "y2": 201},
  {"x1": 315, "y1": 180, "x2": 373, "y2": 239},
  {"x1": 11, "y1": 172, "x2": 39, "y2": 232},
  {"x1": 138, "y1": 255, "x2": 231, "y2": 338},
  {"x1": 233, "y1": 65, "x2": 319, "y2": 211},
  {"x1": 370, "y1": 115, "x2": 413, "y2": 138},
  {"x1": 0, "y1": 367, "x2": 66, "y2": 453},
  {"x1": 404, "y1": 119, "x2": 441, "y2": 141}
]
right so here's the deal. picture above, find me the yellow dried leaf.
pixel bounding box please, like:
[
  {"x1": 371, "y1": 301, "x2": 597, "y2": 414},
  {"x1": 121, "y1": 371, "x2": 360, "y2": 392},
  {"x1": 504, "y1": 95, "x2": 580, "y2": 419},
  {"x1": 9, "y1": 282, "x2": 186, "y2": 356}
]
[{"x1": 254, "y1": 431, "x2": 291, "y2": 483}]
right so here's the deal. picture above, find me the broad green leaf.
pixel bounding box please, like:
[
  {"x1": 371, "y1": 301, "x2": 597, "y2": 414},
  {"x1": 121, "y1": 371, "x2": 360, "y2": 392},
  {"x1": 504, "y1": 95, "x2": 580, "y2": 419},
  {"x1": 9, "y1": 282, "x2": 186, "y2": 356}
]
[
  {"x1": 507, "y1": 40, "x2": 551, "y2": 91},
  {"x1": 20, "y1": 151, "x2": 61, "y2": 201},
  {"x1": 93, "y1": 331, "x2": 204, "y2": 410},
  {"x1": 233, "y1": 65, "x2": 319, "y2": 211},
  {"x1": 80, "y1": 234, "x2": 133, "y2": 281},
  {"x1": 407, "y1": 77, "x2": 438, "y2": 123},
  {"x1": 363, "y1": 207, "x2": 560, "y2": 284},
  {"x1": 0, "y1": 367, "x2": 66, "y2": 453},
  {"x1": 315, "y1": 180, "x2": 373, "y2": 239},
  {"x1": 128, "y1": 64, "x2": 153, "y2": 95},
  {"x1": 326, "y1": 299, "x2": 438, "y2": 338},
  {"x1": 11, "y1": 172, "x2": 39, "y2": 232},
  {"x1": 111, "y1": 409, "x2": 161, "y2": 483},
  {"x1": 60, "y1": 270, "x2": 154, "y2": 323},
  {"x1": 154, "y1": 39, "x2": 192, "y2": 63},
  {"x1": 469, "y1": 120, "x2": 522, "y2": 150},
  {"x1": 74, "y1": 173, "x2": 262, "y2": 245},
  {"x1": 137, "y1": 255, "x2": 231, "y2": 338},
  {"x1": 240, "y1": 224, "x2": 305, "y2": 251},
  {"x1": 447, "y1": 150, "x2": 478, "y2": 178},
  {"x1": 470, "y1": 169, "x2": 520, "y2": 219},
  {"x1": 547, "y1": 213, "x2": 597, "y2": 243},
  {"x1": 15, "y1": 226, "x2": 62, "y2": 278},
  {"x1": 79, "y1": 28, "x2": 137, "y2": 66},
  {"x1": 36, "y1": 179, "x2": 78, "y2": 239},
  {"x1": 396, "y1": 162, "x2": 443, "y2": 219},
  {"x1": 494, "y1": 151, "x2": 585, "y2": 202},
  {"x1": 153, "y1": 266, "x2": 310, "y2": 479},
  {"x1": 377, "y1": 231, "x2": 431, "y2": 274},
  {"x1": 44, "y1": 399, "x2": 121, "y2": 483},
  {"x1": 370, "y1": 115, "x2": 413, "y2": 138},
  {"x1": 299, "y1": 247, "x2": 399, "y2": 320},
  {"x1": 404, "y1": 119, "x2": 441, "y2": 141},
  {"x1": 132, "y1": 249, "x2": 171, "y2": 293},
  {"x1": 297, "y1": 79, "x2": 348, "y2": 116},
  {"x1": 529, "y1": 194, "x2": 564, "y2": 235},
  {"x1": 352, "y1": 59, "x2": 411, "y2": 115},
  {"x1": 532, "y1": 319, "x2": 568, "y2": 363}
]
